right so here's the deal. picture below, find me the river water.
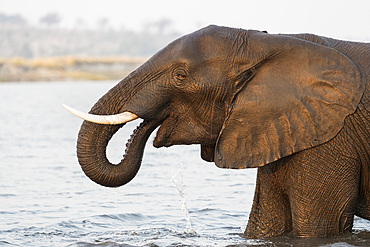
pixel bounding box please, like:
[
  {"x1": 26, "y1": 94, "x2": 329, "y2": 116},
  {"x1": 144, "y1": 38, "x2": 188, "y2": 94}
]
[{"x1": 0, "y1": 81, "x2": 369, "y2": 246}]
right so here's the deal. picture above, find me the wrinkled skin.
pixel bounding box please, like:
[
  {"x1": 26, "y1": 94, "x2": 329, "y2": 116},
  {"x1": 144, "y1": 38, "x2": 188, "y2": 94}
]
[{"x1": 76, "y1": 25, "x2": 369, "y2": 238}]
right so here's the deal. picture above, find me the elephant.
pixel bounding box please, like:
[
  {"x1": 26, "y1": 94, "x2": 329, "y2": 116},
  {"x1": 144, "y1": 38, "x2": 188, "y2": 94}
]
[{"x1": 64, "y1": 25, "x2": 369, "y2": 239}]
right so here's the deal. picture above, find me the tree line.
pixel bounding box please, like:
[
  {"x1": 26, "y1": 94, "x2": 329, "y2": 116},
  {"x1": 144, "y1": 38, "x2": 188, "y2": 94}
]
[{"x1": 0, "y1": 12, "x2": 182, "y2": 58}]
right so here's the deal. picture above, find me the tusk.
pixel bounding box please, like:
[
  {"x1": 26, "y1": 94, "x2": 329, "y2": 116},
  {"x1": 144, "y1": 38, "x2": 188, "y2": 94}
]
[{"x1": 63, "y1": 104, "x2": 139, "y2": 125}]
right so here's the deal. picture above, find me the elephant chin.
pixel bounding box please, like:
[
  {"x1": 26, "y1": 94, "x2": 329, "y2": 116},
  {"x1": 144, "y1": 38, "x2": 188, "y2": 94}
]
[{"x1": 201, "y1": 144, "x2": 216, "y2": 162}]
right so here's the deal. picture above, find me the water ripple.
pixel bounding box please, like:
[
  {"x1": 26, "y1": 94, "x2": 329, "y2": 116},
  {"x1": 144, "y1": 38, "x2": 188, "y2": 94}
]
[{"x1": 0, "y1": 81, "x2": 369, "y2": 247}]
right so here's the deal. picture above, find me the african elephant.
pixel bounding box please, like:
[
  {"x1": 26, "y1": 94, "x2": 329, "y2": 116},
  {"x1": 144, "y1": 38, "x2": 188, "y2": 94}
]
[{"x1": 65, "y1": 25, "x2": 369, "y2": 238}]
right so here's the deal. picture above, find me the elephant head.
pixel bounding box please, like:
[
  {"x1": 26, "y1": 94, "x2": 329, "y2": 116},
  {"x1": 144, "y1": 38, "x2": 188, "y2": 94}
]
[{"x1": 66, "y1": 25, "x2": 363, "y2": 187}]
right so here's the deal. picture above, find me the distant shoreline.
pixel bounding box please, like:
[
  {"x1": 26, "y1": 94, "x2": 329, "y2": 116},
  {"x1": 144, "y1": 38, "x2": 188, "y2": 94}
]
[{"x1": 0, "y1": 56, "x2": 147, "y2": 82}]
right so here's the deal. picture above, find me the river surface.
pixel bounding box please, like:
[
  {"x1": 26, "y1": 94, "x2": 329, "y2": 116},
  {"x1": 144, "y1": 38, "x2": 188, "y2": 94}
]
[{"x1": 0, "y1": 81, "x2": 369, "y2": 246}]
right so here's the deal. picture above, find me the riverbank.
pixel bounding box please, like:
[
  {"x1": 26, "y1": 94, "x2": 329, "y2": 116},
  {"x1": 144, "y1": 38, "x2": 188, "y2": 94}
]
[{"x1": 0, "y1": 56, "x2": 146, "y2": 82}]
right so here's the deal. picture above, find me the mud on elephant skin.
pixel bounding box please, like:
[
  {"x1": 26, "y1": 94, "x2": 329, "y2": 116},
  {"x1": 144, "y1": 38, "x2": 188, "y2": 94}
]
[{"x1": 65, "y1": 25, "x2": 370, "y2": 238}]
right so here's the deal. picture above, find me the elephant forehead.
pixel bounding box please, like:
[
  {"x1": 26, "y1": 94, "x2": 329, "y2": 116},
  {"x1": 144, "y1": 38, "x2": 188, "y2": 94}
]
[{"x1": 154, "y1": 29, "x2": 232, "y2": 64}]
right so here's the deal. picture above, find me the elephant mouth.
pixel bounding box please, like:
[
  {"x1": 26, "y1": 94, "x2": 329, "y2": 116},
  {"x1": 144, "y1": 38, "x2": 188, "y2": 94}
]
[
  {"x1": 152, "y1": 116, "x2": 208, "y2": 148},
  {"x1": 152, "y1": 117, "x2": 178, "y2": 148}
]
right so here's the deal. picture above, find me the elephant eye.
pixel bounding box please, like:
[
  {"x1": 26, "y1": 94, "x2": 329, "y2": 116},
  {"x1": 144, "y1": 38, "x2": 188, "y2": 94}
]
[
  {"x1": 176, "y1": 74, "x2": 186, "y2": 80},
  {"x1": 174, "y1": 69, "x2": 187, "y2": 81}
]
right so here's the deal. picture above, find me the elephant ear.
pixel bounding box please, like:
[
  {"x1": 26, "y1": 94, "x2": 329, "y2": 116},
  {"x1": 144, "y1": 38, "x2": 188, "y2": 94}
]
[{"x1": 215, "y1": 37, "x2": 364, "y2": 169}]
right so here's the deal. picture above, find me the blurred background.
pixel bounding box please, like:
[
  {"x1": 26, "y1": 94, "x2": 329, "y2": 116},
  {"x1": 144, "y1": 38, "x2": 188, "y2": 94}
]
[{"x1": 0, "y1": 0, "x2": 369, "y2": 82}]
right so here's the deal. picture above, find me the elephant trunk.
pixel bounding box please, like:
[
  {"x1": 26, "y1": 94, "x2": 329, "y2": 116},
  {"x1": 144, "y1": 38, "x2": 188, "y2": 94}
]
[
  {"x1": 76, "y1": 74, "x2": 159, "y2": 187},
  {"x1": 77, "y1": 120, "x2": 158, "y2": 187}
]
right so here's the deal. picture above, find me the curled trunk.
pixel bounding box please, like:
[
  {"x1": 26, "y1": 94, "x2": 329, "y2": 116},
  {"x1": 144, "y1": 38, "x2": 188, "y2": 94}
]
[
  {"x1": 77, "y1": 120, "x2": 158, "y2": 187},
  {"x1": 75, "y1": 72, "x2": 159, "y2": 187}
]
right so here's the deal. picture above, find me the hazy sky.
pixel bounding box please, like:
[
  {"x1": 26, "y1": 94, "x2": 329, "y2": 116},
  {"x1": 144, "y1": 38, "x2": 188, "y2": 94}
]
[{"x1": 1, "y1": 0, "x2": 369, "y2": 41}]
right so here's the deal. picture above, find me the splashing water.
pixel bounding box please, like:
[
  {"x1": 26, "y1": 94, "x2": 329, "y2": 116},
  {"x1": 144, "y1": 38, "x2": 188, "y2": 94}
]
[{"x1": 171, "y1": 161, "x2": 195, "y2": 233}]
